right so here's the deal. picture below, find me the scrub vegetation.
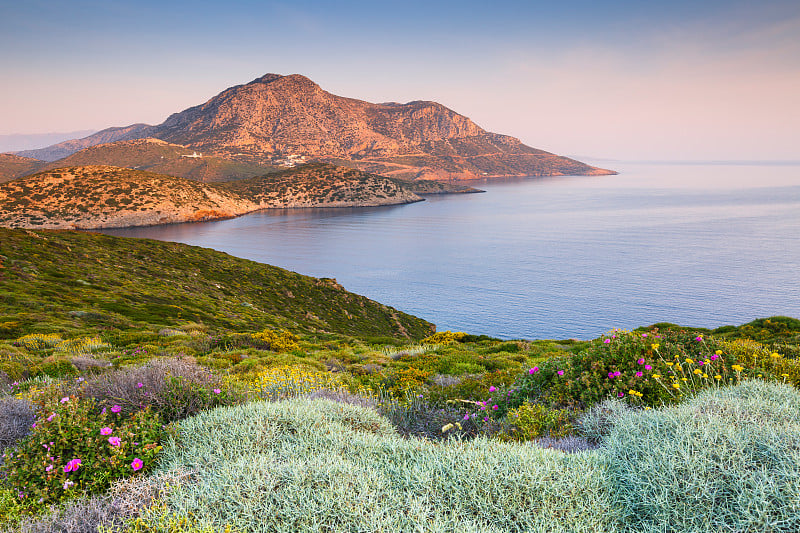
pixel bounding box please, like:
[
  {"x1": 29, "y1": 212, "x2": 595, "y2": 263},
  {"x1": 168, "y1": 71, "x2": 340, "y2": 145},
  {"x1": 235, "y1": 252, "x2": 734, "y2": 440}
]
[{"x1": 1, "y1": 228, "x2": 799, "y2": 532}]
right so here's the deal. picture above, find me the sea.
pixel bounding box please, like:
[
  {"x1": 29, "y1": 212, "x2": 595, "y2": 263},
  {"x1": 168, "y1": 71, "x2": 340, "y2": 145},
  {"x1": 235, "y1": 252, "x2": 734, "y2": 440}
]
[{"x1": 102, "y1": 162, "x2": 800, "y2": 340}]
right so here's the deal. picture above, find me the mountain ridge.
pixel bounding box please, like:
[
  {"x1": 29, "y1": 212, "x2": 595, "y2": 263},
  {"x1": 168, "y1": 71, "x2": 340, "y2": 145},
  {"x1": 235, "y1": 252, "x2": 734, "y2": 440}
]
[{"x1": 12, "y1": 74, "x2": 615, "y2": 180}]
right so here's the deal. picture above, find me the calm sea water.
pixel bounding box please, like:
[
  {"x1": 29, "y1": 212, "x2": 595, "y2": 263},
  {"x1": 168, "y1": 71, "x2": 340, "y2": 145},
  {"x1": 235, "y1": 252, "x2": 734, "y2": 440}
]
[{"x1": 103, "y1": 162, "x2": 800, "y2": 340}]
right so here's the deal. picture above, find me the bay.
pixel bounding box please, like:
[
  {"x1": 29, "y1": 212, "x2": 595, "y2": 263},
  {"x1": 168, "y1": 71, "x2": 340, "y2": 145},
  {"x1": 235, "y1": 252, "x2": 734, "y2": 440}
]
[{"x1": 102, "y1": 162, "x2": 800, "y2": 340}]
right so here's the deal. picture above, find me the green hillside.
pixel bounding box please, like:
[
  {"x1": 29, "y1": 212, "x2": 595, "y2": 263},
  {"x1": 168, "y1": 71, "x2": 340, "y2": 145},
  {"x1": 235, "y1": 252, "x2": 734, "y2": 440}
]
[
  {"x1": 45, "y1": 138, "x2": 279, "y2": 182},
  {"x1": 0, "y1": 228, "x2": 433, "y2": 340}
]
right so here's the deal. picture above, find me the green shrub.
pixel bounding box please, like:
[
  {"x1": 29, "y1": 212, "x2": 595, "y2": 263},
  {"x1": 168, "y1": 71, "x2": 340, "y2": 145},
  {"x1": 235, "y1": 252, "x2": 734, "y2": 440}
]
[
  {"x1": 38, "y1": 359, "x2": 78, "y2": 379},
  {"x1": 1, "y1": 395, "x2": 164, "y2": 511},
  {"x1": 504, "y1": 402, "x2": 573, "y2": 441},
  {"x1": 605, "y1": 380, "x2": 800, "y2": 532}
]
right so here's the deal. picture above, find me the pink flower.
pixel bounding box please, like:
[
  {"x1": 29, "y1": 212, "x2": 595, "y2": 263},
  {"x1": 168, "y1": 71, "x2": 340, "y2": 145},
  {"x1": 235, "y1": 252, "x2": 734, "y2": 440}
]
[
  {"x1": 695, "y1": 336, "x2": 703, "y2": 341},
  {"x1": 108, "y1": 436, "x2": 121, "y2": 446},
  {"x1": 45, "y1": 464, "x2": 53, "y2": 472},
  {"x1": 608, "y1": 372, "x2": 615, "y2": 378},
  {"x1": 642, "y1": 333, "x2": 648, "y2": 338},
  {"x1": 100, "y1": 427, "x2": 112, "y2": 435},
  {"x1": 63, "y1": 480, "x2": 74, "y2": 490},
  {"x1": 483, "y1": 417, "x2": 489, "y2": 422},
  {"x1": 60, "y1": 397, "x2": 69, "y2": 404},
  {"x1": 492, "y1": 405, "x2": 498, "y2": 410},
  {"x1": 46, "y1": 413, "x2": 56, "y2": 422},
  {"x1": 645, "y1": 365, "x2": 652, "y2": 370},
  {"x1": 557, "y1": 370, "x2": 564, "y2": 376},
  {"x1": 463, "y1": 414, "x2": 470, "y2": 420},
  {"x1": 480, "y1": 405, "x2": 486, "y2": 411},
  {"x1": 603, "y1": 339, "x2": 611, "y2": 344},
  {"x1": 529, "y1": 367, "x2": 539, "y2": 374},
  {"x1": 111, "y1": 405, "x2": 122, "y2": 413},
  {"x1": 63, "y1": 458, "x2": 81, "y2": 473},
  {"x1": 618, "y1": 392, "x2": 625, "y2": 397},
  {"x1": 137, "y1": 382, "x2": 144, "y2": 388},
  {"x1": 635, "y1": 371, "x2": 643, "y2": 377},
  {"x1": 710, "y1": 354, "x2": 719, "y2": 361},
  {"x1": 489, "y1": 386, "x2": 496, "y2": 392},
  {"x1": 131, "y1": 458, "x2": 143, "y2": 471},
  {"x1": 213, "y1": 389, "x2": 221, "y2": 394},
  {"x1": 637, "y1": 358, "x2": 645, "y2": 365}
]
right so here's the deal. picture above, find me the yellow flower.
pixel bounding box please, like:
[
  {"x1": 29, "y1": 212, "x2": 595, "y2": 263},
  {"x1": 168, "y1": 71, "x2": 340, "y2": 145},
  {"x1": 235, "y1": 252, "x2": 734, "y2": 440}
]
[
  {"x1": 629, "y1": 389, "x2": 637, "y2": 395},
  {"x1": 781, "y1": 374, "x2": 789, "y2": 378},
  {"x1": 693, "y1": 369, "x2": 702, "y2": 375},
  {"x1": 681, "y1": 377, "x2": 688, "y2": 382},
  {"x1": 715, "y1": 350, "x2": 723, "y2": 355},
  {"x1": 666, "y1": 362, "x2": 674, "y2": 367},
  {"x1": 771, "y1": 352, "x2": 780, "y2": 359},
  {"x1": 731, "y1": 365, "x2": 744, "y2": 372},
  {"x1": 672, "y1": 383, "x2": 680, "y2": 389},
  {"x1": 757, "y1": 374, "x2": 763, "y2": 378},
  {"x1": 685, "y1": 358, "x2": 694, "y2": 364},
  {"x1": 651, "y1": 343, "x2": 660, "y2": 350},
  {"x1": 714, "y1": 375, "x2": 722, "y2": 380},
  {"x1": 702, "y1": 373, "x2": 708, "y2": 378},
  {"x1": 652, "y1": 374, "x2": 661, "y2": 379}
]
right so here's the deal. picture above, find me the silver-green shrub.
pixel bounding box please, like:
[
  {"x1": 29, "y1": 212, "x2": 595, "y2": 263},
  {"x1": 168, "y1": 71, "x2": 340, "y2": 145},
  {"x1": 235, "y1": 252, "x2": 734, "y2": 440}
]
[
  {"x1": 605, "y1": 380, "x2": 800, "y2": 532},
  {"x1": 577, "y1": 398, "x2": 634, "y2": 444},
  {"x1": 158, "y1": 398, "x2": 614, "y2": 532}
]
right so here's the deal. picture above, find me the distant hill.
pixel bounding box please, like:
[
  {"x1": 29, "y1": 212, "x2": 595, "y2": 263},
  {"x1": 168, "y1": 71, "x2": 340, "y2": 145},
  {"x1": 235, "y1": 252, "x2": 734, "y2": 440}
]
[
  {"x1": 16, "y1": 74, "x2": 615, "y2": 180},
  {"x1": 0, "y1": 130, "x2": 95, "y2": 153},
  {"x1": 0, "y1": 163, "x2": 424, "y2": 229},
  {"x1": 40, "y1": 138, "x2": 279, "y2": 182},
  {"x1": 0, "y1": 154, "x2": 44, "y2": 183},
  {"x1": 16, "y1": 124, "x2": 154, "y2": 161}
]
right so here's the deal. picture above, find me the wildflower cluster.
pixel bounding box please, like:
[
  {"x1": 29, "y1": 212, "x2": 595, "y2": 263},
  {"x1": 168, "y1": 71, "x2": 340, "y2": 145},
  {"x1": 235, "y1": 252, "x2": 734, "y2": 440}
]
[
  {"x1": 1, "y1": 395, "x2": 163, "y2": 511},
  {"x1": 249, "y1": 365, "x2": 345, "y2": 401}
]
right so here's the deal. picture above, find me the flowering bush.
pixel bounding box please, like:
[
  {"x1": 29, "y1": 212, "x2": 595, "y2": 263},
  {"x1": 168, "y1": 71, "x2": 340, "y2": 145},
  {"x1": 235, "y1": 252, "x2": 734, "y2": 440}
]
[
  {"x1": 251, "y1": 328, "x2": 299, "y2": 353},
  {"x1": 420, "y1": 330, "x2": 467, "y2": 345},
  {"x1": 1, "y1": 395, "x2": 164, "y2": 511},
  {"x1": 504, "y1": 329, "x2": 747, "y2": 409}
]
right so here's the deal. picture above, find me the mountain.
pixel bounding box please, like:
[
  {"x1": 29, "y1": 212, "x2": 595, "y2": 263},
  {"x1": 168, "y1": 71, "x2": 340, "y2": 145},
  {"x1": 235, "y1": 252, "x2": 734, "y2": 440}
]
[
  {"x1": 0, "y1": 154, "x2": 45, "y2": 183},
  {"x1": 0, "y1": 163, "x2": 423, "y2": 229},
  {"x1": 17, "y1": 74, "x2": 615, "y2": 180},
  {"x1": 40, "y1": 138, "x2": 279, "y2": 182}
]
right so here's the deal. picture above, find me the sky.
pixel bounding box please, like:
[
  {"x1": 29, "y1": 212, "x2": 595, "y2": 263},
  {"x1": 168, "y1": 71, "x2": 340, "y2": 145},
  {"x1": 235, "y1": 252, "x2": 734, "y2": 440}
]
[{"x1": 1, "y1": 0, "x2": 799, "y2": 160}]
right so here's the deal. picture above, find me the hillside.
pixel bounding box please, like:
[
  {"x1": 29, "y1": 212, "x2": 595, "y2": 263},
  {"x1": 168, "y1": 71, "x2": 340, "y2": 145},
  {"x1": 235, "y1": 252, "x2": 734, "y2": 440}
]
[
  {"x1": 0, "y1": 227, "x2": 433, "y2": 339},
  {"x1": 39, "y1": 138, "x2": 279, "y2": 182},
  {"x1": 0, "y1": 153, "x2": 44, "y2": 183},
  {"x1": 17, "y1": 74, "x2": 616, "y2": 180},
  {"x1": 221, "y1": 163, "x2": 424, "y2": 207},
  {"x1": 0, "y1": 164, "x2": 424, "y2": 229},
  {"x1": 0, "y1": 166, "x2": 256, "y2": 229},
  {"x1": 15, "y1": 124, "x2": 154, "y2": 162}
]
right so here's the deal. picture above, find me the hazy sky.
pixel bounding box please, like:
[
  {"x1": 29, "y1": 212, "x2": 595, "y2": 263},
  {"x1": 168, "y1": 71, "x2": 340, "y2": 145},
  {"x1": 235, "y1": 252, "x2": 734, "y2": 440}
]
[{"x1": 2, "y1": 0, "x2": 798, "y2": 160}]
